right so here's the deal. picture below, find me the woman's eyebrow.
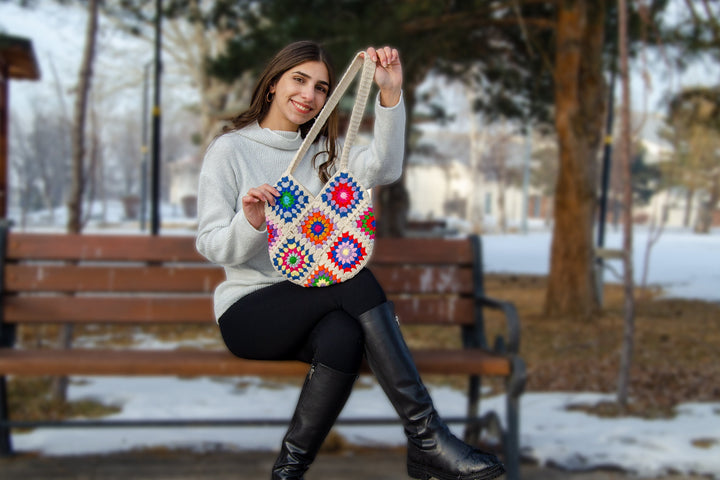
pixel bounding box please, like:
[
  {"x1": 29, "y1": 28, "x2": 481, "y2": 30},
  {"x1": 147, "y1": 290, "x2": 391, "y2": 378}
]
[{"x1": 292, "y1": 71, "x2": 330, "y2": 88}]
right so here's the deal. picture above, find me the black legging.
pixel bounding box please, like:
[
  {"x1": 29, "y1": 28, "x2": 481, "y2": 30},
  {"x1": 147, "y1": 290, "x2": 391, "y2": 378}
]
[{"x1": 218, "y1": 269, "x2": 386, "y2": 374}]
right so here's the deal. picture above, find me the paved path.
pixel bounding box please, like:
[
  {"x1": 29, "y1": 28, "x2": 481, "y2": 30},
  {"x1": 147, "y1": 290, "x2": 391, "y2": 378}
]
[{"x1": 0, "y1": 449, "x2": 706, "y2": 480}]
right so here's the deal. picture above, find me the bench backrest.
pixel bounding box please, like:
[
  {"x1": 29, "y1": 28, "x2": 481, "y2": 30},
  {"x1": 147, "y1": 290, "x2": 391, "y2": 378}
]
[{"x1": 1, "y1": 228, "x2": 485, "y2": 338}]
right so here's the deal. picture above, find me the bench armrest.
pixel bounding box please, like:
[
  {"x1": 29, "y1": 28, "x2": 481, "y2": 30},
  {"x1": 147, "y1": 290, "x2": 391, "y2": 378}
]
[{"x1": 476, "y1": 295, "x2": 521, "y2": 355}]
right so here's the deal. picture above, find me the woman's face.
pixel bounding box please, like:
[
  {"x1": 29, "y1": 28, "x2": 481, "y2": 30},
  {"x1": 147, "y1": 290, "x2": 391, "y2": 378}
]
[{"x1": 261, "y1": 60, "x2": 330, "y2": 132}]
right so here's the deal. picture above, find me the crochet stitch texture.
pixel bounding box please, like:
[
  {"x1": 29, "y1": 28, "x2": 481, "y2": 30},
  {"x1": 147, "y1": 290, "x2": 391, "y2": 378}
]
[{"x1": 267, "y1": 169, "x2": 374, "y2": 286}]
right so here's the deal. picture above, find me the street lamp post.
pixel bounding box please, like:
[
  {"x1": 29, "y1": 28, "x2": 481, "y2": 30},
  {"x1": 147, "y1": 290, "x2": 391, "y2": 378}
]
[{"x1": 150, "y1": 0, "x2": 162, "y2": 235}]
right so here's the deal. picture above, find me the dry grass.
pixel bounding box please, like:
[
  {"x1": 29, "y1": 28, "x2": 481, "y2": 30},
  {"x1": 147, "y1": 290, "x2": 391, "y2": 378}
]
[
  {"x1": 484, "y1": 274, "x2": 720, "y2": 418},
  {"x1": 8, "y1": 273, "x2": 720, "y2": 421},
  {"x1": 7, "y1": 377, "x2": 121, "y2": 427}
]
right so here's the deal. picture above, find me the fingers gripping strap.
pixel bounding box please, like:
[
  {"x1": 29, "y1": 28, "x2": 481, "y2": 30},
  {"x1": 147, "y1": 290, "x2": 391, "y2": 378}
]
[{"x1": 286, "y1": 52, "x2": 376, "y2": 173}]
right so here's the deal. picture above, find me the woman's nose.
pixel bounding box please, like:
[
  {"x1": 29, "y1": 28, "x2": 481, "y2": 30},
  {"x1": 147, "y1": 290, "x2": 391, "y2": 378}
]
[{"x1": 300, "y1": 85, "x2": 314, "y2": 101}]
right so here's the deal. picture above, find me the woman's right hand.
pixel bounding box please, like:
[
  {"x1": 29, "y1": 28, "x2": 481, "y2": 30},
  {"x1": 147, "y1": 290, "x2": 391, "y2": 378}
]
[{"x1": 242, "y1": 184, "x2": 279, "y2": 229}]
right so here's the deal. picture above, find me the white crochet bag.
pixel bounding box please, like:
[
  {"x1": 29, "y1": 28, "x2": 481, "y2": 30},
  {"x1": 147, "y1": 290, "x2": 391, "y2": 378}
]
[{"x1": 265, "y1": 52, "x2": 376, "y2": 287}]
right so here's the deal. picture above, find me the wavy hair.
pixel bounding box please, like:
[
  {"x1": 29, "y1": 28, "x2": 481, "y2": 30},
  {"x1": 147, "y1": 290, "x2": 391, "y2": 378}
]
[{"x1": 223, "y1": 41, "x2": 339, "y2": 182}]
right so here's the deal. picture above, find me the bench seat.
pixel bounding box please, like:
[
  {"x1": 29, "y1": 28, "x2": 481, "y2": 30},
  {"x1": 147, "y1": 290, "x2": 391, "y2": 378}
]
[{"x1": 0, "y1": 348, "x2": 511, "y2": 377}]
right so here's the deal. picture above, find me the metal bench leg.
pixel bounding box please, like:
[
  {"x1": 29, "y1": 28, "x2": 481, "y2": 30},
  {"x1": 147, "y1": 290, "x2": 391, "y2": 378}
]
[
  {"x1": 505, "y1": 388, "x2": 520, "y2": 480},
  {"x1": 0, "y1": 376, "x2": 12, "y2": 456},
  {"x1": 504, "y1": 356, "x2": 526, "y2": 480},
  {"x1": 464, "y1": 374, "x2": 481, "y2": 445}
]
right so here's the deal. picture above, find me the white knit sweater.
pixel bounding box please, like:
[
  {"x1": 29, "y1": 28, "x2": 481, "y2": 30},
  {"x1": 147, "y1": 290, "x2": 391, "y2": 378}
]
[{"x1": 196, "y1": 94, "x2": 406, "y2": 320}]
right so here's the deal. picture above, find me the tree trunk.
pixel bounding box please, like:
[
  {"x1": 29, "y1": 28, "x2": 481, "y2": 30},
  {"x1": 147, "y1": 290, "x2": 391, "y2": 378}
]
[
  {"x1": 683, "y1": 188, "x2": 694, "y2": 227},
  {"x1": 544, "y1": 0, "x2": 606, "y2": 320},
  {"x1": 616, "y1": 0, "x2": 635, "y2": 409},
  {"x1": 695, "y1": 175, "x2": 719, "y2": 233},
  {"x1": 82, "y1": 100, "x2": 101, "y2": 227},
  {"x1": 55, "y1": 0, "x2": 99, "y2": 404},
  {"x1": 498, "y1": 172, "x2": 507, "y2": 234},
  {"x1": 67, "y1": 0, "x2": 99, "y2": 234},
  {"x1": 465, "y1": 85, "x2": 484, "y2": 233}
]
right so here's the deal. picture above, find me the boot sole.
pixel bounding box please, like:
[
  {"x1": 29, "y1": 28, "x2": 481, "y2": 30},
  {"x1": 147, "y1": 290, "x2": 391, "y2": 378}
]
[{"x1": 407, "y1": 461, "x2": 506, "y2": 480}]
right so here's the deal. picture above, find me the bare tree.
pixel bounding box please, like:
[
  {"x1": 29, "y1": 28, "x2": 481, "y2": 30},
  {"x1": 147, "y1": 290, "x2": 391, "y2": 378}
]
[
  {"x1": 659, "y1": 88, "x2": 720, "y2": 234},
  {"x1": 480, "y1": 123, "x2": 521, "y2": 233},
  {"x1": 616, "y1": 0, "x2": 636, "y2": 409},
  {"x1": 55, "y1": 0, "x2": 99, "y2": 403},
  {"x1": 639, "y1": 200, "x2": 667, "y2": 294},
  {"x1": 9, "y1": 103, "x2": 71, "y2": 227},
  {"x1": 67, "y1": 0, "x2": 99, "y2": 233}
]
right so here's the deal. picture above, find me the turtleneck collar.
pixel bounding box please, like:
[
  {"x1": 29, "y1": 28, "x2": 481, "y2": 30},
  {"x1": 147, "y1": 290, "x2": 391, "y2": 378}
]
[{"x1": 235, "y1": 121, "x2": 303, "y2": 151}]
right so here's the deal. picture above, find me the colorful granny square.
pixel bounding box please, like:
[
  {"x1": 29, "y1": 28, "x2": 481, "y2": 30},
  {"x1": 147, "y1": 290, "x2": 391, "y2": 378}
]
[
  {"x1": 321, "y1": 172, "x2": 363, "y2": 218},
  {"x1": 272, "y1": 176, "x2": 309, "y2": 223},
  {"x1": 272, "y1": 238, "x2": 314, "y2": 281},
  {"x1": 356, "y1": 207, "x2": 375, "y2": 239},
  {"x1": 299, "y1": 209, "x2": 336, "y2": 247},
  {"x1": 327, "y1": 232, "x2": 367, "y2": 273},
  {"x1": 267, "y1": 219, "x2": 280, "y2": 249},
  {"x1": 304, "y1": 266, "x2": 341, "y2": 287}
]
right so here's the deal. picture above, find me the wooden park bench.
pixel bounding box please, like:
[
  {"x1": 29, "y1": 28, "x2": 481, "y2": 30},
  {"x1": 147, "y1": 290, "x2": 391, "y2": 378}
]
[{"x1": 0, "y1": 220, "x2": 526, "y2": 479}]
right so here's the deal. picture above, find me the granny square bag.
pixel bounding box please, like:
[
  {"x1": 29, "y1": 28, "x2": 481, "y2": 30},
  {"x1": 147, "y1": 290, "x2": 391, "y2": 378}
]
[{"x1": 265, "y1": 52, "x2": 377, "y2": 287}]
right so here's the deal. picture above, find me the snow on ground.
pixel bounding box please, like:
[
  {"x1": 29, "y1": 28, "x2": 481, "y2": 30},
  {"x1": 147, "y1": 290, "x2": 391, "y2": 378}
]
[
  {"x1": 11, "y1": 378, "x2": 720, "y2": 479},
  {"x1": 480, "y1": 227, "x2": 720, "y2": 302},
  {"x1": 6, "y1": 208, "x2": 720, "y2": 478}
]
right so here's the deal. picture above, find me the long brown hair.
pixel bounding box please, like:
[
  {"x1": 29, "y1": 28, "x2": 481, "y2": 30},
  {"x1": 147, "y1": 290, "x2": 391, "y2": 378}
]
[{"x1": 224, "y1": 41, "x2": 339, "y2": 182}]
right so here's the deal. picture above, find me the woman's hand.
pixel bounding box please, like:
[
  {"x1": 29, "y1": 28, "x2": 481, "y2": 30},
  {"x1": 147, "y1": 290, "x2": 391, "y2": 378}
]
[
  {"x1": 242, "y1": 184, "x2": 279, "y2": 230},
  {"x1": 365, "y1": 46, "x2": 402, "y2": 107}
]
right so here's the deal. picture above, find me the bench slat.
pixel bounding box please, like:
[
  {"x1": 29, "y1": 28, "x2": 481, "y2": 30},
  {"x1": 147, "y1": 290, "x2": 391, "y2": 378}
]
[
  {"x1": 4, "y1": 296, "x2": 214, "y2": 323},
  {"x1": 394, "y1": 296, "x2": 474, "y2": 325},
  {"x1": 372, "y1": 237, "x2": 475, "y2": 265},
  {"x1": 0, "y1": 349, "x2": 510, "y2": 376},
  {"x1": 4, "y1": 265, "x2": 223, "y2": 293},
  {"x1": 7, "y1": 234, "x2": 474, "y2": 265},
  {"x1": 377, "y1": 266, "x2": 473, "y2": 294},
  {"x1": 7, "y1": 233, "x2": 206, "y2": 263},
  {"x1": 3, "y1": 296, "x2": 474, "y2": 325},
  {"x1": 5, "y1": 265, "x2": 473, "y2": 295}
]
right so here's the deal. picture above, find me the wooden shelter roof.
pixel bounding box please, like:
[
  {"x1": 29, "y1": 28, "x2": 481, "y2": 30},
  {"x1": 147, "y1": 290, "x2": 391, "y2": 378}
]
[{"x1": 0, "y1": 34, "x2": 41, "y2": 80}]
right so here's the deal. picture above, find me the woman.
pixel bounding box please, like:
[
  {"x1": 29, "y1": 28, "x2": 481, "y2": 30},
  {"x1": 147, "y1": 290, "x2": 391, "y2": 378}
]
[{"x1": 196, "y1": 41, "x2": 505, "y2": 480}]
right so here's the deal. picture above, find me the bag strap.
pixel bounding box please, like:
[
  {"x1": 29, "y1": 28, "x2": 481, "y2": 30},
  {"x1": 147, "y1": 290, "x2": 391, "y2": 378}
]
[{"x1": 285, "y1": 51, "x2": 376, "y2": 174}]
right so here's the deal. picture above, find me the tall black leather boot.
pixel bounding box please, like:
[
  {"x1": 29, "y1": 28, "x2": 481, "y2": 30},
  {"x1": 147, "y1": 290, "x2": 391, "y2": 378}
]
[
  {"x1": 271, "y1": 362, "x2": 356, "y2": 480},
  {"x1": 358, "y1": 301, "x2": 505, "y2": 480}
]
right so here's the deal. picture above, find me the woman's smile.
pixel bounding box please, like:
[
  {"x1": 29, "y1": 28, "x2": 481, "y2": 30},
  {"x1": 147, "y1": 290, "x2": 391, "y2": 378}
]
[{"x1": 291, "y1": 99, "x2": 312, "y2": 114}]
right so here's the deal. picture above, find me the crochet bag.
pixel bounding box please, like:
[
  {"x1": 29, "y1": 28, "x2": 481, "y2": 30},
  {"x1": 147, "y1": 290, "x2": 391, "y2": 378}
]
[{"x1": 265, "y1": 52, "x2": 377, "y2": 287}]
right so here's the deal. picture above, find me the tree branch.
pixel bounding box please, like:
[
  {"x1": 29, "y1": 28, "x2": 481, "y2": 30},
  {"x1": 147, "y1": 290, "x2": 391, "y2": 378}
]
[
  {"x1": 700, "y1": 0, "x2": 720, "y2": 44},
  {"x1": 403, "y1": 14, "x2": 554, "y2": 35}
]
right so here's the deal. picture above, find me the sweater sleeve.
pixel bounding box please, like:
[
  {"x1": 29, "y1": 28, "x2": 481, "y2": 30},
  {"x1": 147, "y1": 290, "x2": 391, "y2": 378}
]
[
  {"x1": 195, "y1": 137, "x2": 268, "y2": 267},
  {"x1": 346, "y1": 92, "x2": 406, "y2": 189}
]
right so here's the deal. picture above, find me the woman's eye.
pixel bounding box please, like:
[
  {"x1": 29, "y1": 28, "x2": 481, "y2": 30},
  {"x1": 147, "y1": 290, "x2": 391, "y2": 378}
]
[
  {"x1": 316, "y1": 86, "x2": 328, "y2": 94},
  {"x1": 294, "y1": 77, "x2": 304, "y2": 84}
]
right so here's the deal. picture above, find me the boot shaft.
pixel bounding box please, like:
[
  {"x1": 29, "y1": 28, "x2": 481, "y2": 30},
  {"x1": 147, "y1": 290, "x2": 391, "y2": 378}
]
[
  {"x1": 358, "y1": 301, "x2": 436, "y2": 436},
  {"x1": 272, "y1": 362, "x2": 357, "y2": 479}
]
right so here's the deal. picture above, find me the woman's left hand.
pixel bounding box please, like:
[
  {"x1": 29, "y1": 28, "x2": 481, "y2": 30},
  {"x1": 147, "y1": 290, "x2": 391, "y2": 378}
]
[{"x1": 365, "y1": 46, "x2": 402, "y2": 107}]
